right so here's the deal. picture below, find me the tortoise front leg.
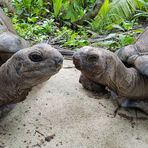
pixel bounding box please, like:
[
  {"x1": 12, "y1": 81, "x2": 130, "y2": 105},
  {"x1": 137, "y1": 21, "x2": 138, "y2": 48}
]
[
  {"x1": 114, "y1": 96, "x2": 148, "y2": 115},
  {"x1": 79, "y1": 74, "x2": 107, "y2": 93}
]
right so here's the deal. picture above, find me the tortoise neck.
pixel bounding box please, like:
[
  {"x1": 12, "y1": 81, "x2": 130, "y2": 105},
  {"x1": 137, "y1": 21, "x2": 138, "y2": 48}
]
[
  {"x1": 0, "y1": 60, "x2": 31, "y2": 106},
  {"x1": 88, "y1": 51, "x2": 148, "y2": 98}
]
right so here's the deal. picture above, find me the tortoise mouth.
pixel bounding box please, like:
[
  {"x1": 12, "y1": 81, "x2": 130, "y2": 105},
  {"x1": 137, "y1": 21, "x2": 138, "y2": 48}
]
[
  {"x1": 74, "y1": 63, "x2": 81, "y2": 70},
  {"x1": 23, "y1": 65, "x2": 62, "y2": 73}
]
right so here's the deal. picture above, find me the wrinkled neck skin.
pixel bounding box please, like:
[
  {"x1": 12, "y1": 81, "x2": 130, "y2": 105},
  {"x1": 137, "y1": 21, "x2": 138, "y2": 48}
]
[
  {"x1": 0, "y1": 61, "x2": 29, "y2": 106},
  {"x1": 0, "y1": 59, "x2": 47, "y2": 106},
  {"x1": 83, "y1": 52, "x2": 148, "y2": 99}
]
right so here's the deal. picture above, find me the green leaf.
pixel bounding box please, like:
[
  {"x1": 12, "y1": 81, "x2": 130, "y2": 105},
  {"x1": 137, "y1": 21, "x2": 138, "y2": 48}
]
[
  {"x1": 27, "y1": 17, "x2": 38, "y2": 23},
  {"x1": 122, "y1": 21, "x2": 133, "y2": 30},
  {"x1": 22, "y1": 0, "x2": 32, "y2": 9},
  {"x1": 95, "y1": 0, "x2": 109, "y2": 20},
  {"x1": 37, "y1": 0, "x2": 43, "y2": 7},
  {"x1": 119, "y1": 34, "x2": 135, "y2": 46},
  {"x1": 91, "y1": 0, "x2": 147, "y2": 32},
  {"x1": 53, "y1": 0, "x2": 63, "y2": 17},
  {"x1": 106, "y1": 24, "x2": 125, "y2": 31}
]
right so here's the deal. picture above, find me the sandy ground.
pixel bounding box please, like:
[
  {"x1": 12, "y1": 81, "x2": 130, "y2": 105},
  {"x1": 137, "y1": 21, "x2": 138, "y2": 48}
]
[{"x1": 0, "y1": 60, "x2": 148, "y2": 148}]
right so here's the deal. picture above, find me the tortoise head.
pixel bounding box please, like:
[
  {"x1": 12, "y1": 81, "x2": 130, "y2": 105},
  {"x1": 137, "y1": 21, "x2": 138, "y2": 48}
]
[
  {"x1": 10, "y1": 43, "x2": 63, "y2": 86},
  {"x1": 73, "y1": 46, "x2": 110, "y2": 77}
]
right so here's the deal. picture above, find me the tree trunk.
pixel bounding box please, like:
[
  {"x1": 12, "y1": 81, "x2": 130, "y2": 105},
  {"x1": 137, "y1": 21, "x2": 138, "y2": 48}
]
[{"x1": 74, "y1": 0, "x2": 104, "y2": 25}]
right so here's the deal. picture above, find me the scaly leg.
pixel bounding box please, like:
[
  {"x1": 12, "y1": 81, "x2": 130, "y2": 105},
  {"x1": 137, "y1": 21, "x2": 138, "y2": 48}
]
[{"x1": 113, "y1": 94, "x2": 148, "y2": 115}]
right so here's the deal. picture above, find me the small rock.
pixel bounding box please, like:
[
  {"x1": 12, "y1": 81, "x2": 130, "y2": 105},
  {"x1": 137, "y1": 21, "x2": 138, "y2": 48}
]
[{"x1": 45, "y1": 134, "x2": 55, "y2": 142}]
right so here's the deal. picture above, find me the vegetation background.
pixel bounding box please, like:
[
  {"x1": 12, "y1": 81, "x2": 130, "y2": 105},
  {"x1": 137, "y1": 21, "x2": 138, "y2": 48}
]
[{"x1": 2, "y1": 0, "x2": 148, "y2": 51}]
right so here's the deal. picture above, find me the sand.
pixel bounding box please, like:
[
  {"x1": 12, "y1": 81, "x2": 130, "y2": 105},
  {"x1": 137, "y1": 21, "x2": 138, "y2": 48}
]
[{"x1": 0, "y1": 60, "x2": 148, "y2": 148}]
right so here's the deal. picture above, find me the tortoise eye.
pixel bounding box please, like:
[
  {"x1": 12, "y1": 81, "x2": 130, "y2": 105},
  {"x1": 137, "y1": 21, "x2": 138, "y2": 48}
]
[
  {"x1": 29, "y1": 52, "x2": 43, "y2": 62},
  {"x1": 87, "y1": 54, "x2": 98, "y2": 62}
]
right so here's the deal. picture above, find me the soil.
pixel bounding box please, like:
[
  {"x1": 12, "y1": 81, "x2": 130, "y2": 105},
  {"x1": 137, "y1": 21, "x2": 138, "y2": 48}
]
[{"x1": 0, "y1": 60, "x2": 148, "y2": 148}]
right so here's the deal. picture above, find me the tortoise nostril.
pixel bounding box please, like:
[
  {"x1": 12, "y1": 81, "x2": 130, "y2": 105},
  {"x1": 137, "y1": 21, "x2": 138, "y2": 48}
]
[
  {"x1": 54, "y1": 57, "x2": 63, "y2": 66},
  {"x1": 29, "y1": 52, "x2": 43, "y2": 62},
  {"x1": 87, "y1": 54, "x2": 98, "y2": 62}
]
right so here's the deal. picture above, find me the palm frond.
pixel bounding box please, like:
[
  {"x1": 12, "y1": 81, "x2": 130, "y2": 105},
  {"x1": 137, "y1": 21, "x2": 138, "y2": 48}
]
[{"x1": 91, "y1": 0, "x2": 147, "y2": 32}]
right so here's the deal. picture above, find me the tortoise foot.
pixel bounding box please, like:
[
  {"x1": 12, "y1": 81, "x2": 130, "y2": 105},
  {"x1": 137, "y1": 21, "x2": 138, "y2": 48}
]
[
  {"x1": 117, "y1": 98, "x2": 148, "y2": 115},
  {"x1": 0, "y1": 104, "x2": 16, "y2": 118},
  {"x1": 111, "y1": 92, "x2": 148, "y2": 114},
  {"x1": 121, "y1": 99, "x2": 148, "y2": 114}
]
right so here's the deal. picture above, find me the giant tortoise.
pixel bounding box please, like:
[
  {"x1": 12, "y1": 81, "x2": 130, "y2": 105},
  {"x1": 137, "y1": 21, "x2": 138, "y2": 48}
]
[
  {"x1": 0, "y1": 9, "x2": 63, "y2": 117},
  {"x1": 73, "y1": 27, "x2": 148, "y2": 114}
]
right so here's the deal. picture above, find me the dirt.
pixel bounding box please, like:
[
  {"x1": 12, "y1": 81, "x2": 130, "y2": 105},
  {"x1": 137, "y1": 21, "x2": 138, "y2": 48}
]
[{"x1": 0, "y1": 60, "x2": 148, "y2": 148}]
